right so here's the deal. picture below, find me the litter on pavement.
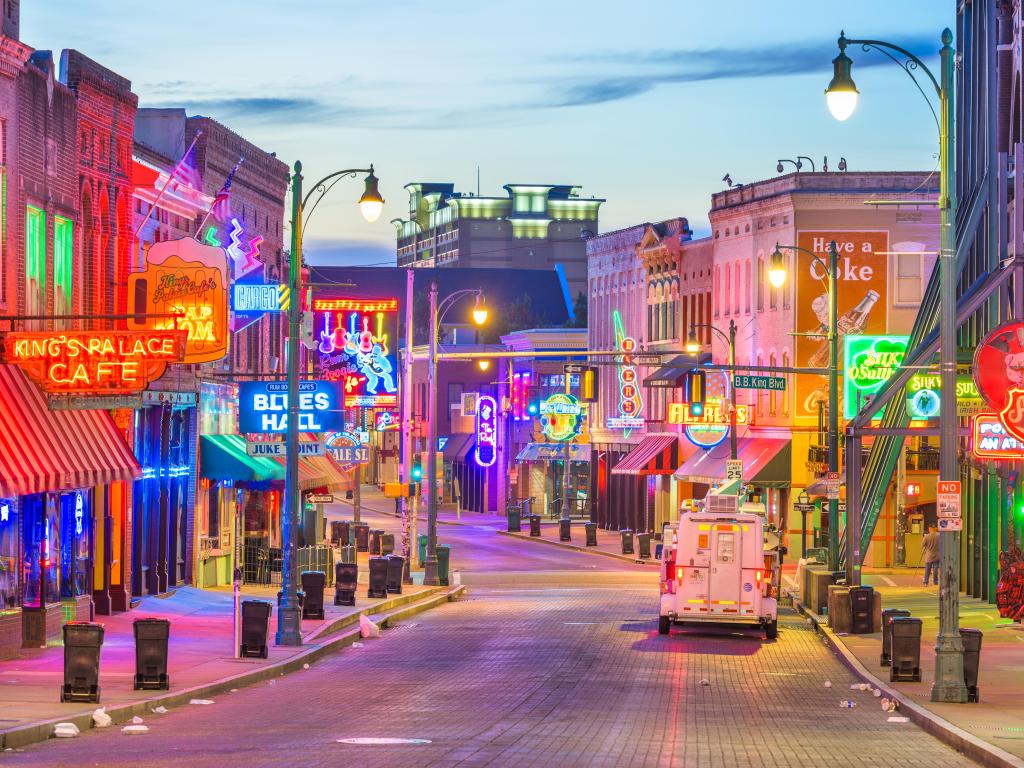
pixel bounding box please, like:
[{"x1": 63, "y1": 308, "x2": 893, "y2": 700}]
[
  {"x1": 360, "y1": 615, "x2": 381, "y2": 638},
  {"x1": 92, "y1": 708, "x2": 112, "y2": 728},
  {"x1": 189, "y1": 699, "x2": 215, "y2": 705},
  {"x1": 53, "y1": 723, "x2": 79, "y2": 738},
  {"x1": 122, "y1": 725, "x2": 149, "y2": 735}
]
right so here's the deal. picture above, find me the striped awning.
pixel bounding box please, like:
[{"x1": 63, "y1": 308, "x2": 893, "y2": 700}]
[
  {"x1": 516, "y1": 443, "x2": 591, "y2": 462},
  {"x1": 610, "y1": 434, "x2": 680, "y2": 475},
  {"x1": 0, "y1": 365, "x2": 141, "y2": 496}
]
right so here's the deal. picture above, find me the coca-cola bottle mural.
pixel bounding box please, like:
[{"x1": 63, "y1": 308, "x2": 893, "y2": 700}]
[{"x1": 803, "y1": 290, "x2": 881, "y2": 413}]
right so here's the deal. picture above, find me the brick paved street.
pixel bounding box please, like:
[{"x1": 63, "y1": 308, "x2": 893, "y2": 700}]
[{"x1": 1, "y1": 522, "x2": 975, "y2": 768}]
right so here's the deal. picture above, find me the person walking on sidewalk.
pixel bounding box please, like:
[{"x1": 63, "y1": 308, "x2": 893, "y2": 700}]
[{"x1": 922, "y1": 525, "x2": 940, "y2": 586}]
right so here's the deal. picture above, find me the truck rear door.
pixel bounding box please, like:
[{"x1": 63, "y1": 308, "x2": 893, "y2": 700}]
[{"x1": 709, "y1": 525, "x2": 742, "y2": 610}]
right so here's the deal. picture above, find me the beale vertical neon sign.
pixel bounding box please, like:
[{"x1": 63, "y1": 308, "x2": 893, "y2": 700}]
[{"x1": 610, "y1": 309, "x2": 643, "y2": 434}]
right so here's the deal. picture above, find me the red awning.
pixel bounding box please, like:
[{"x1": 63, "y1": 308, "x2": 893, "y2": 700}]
[
  {"x1": 0, "y1": 365, "x2": 142, "y2": 496},
  {"x1": 674, "y1": 437, "x2": 791, "y2": 487},
  {"x1": 611, "y1": 434, "x2": 680, "y2": 475}
]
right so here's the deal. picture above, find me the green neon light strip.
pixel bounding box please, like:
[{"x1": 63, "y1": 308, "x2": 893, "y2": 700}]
[
  {"x1": 26, "y1": 205, "x2": 45, "y2": 309},
  {"x1": 204, "y1": 226, "x2": 222, "y2": 247},
  {"x1": 54, "y1": 216, "x2": 73, "y2": 314}
]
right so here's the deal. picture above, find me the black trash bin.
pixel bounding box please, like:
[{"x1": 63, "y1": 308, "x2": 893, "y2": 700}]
[
  {"x1": 368, "y1": 557, "x2": 389, "y2": 599},
  {"x1": 276, "y1": 590, "x2": 305, "y2": 610},
  {"x1": 301, "y1": 571, "x2": 327, "y2": 620},
  {"x1": 380, "y1": 533, "x2": 395, "y2": 556},
  {"x1": 584, "y1": 522, "x2": 598, "y2": 547},
  {"x1": 329, "y1": 520, "x2": 342, "y2": 546},
  {"x1": 620, "y1": 529, "x2": 635, "y2": 555},
  {"x1": 436, "y1": 545, "x2": 451, "y2": 586},
  {"x1": 386, "y1": 555, "x2": 405, "y2": 594},
  {"x1": 339, "y1": 521, "x2": 352, "y2": 547},
  {"x1": 369, "y1": 529, "x2": 384, "y2": 555},
  {"x1": 529, "y1": 514, "x2": 542, "y2": 537},
  {"x1": 240, "y1": 600, "x2": 272, "y2": 659},
  {"x1": 960, "y1": 628, "x2": 983, "y2": 702},
  {"x1": 849, "y1": 585, "x2": 874, "y2": 634},
  {"x1": 559, "y1": 519, "x2": 572, "y2": 542},
  {"x1": 340, "y1": 544, "x2": 356, "y2": 564},
  {"x1": 353, "y1": 522, "x2": 370, "y2": 552},
  {"x1": 61, "y1": 622, "x2": 104, "y2": 703},
  {"x1": 507, "y1": 504, "x2": 521, "y2": 532},
  {"x1": 334, "y1": 562, "x2": 358, "y2": 606},
  {"x1": 889, "y1": 616, "x2": 923, "y2": 682},
  {"x1": 133, "y1": 618, "x2": 170, "y2": 691},
  {"x1": 638, "y1": 533, "x2": 652, "y2": 559},
  {"x1": 880, "y1": 608, "x2": 911, "y2": 666}
]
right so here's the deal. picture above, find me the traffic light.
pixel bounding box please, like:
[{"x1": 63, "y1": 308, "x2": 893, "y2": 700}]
[
  {"x1": 411, "y1": 455, "x2": 423, "y2": 482},
  {"x1": 579, "y1": 366, "x2": 599, "y2": 402},
  {"x1": 525, "y1": 386, "x2": 541, "y2": 417},
  {"x1": 684, "y1": 370, "x2": 706, "y2": 416}
]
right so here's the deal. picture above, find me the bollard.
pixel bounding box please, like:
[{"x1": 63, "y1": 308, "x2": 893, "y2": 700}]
[
  {"x1": 584, "y1": 522, "x2": 598, "y2": 547},
  {"x1": 232, "y1": 566, "x2": 242, "y2": 659}
]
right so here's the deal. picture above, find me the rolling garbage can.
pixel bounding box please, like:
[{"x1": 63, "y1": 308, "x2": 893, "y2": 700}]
[
  {"x1": 889, "y1": 616, "x2": 923, "y2": 682},
  {"x1": 418, "y1": 534, "x2": 428, "y2": 566},
  {"x1": 368, "y1": 557, "x2": 389, "y2": 599},
  {"x1": 638, "y1": 533, "x2": 652, "y2": 560},
  {"x1": 849, "y1": 586, "x2": 874, "y2": 634},
  {"x1": 436, "y1": 545, "x2": 451, "y2": 586},
  {"x1": 334, "y1": 562, "x2": 358, "y2": 606},
  {"x1": 584, "y1": 522, "x2": 598, "y2": 547},
  {"x1": 960, "y1": 628, "x2": 983, "y2": 702},
  {"x1": 507, "y1": 504, "x2": 521, "y2": 533},
  {"x1": 354, "y1": 522, "x2": 370, "y2": 552},
  {"x1": 386, "y1": 555, "x2": 405, "y2": 594},
  {"x1": 339, "y1": 521, "x2": 352, "y2": 547},
  {"x1": 301, "y1": 571, "x2": 326, "y2": 620},
  {"x1": 559, "y1": 519, "x2": 572, "y2": 542},
  {"x1": 380, "y1": 533, "x2": 395, "y2": 556},
  {"x1": 620, "y1": 529, "x2": 635, "y2": 555},
  {"x1": 330, "y1": 520, "x2": 343, "y2": 546},
  {"x1": 369, "y1": 529, "x2": 384, "y2": 555},
  {"x1": 529, "y1": 515, "x2": 542, "y2": 537},
  {"x1": 340, "y1": 544, "x2": 356, "y2": 564},
  {"x1": 880, "y1": 608, "x2": 911, "y2": 666},
  {"x1": 133, "y1": 618, "x2": 170, "y2": 691},
  {"x1": 61, "y1": 622, "x2": 104, "y2": 703},
  {"x1": 240, "y1": 600, "x2": 272, "y2": 659}
]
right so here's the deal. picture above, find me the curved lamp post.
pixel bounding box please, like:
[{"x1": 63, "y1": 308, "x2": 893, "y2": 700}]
[
  {"x1": 277, "y1": 163, "x2": 383, "y2": 647},
  {"x1": 768, "y1": 241, "x2": 840, "y2": 573},
  {"x1": 825, "y1": 29, "x2": 965, "y2": 704},
  {"x1": 424, "y1": 286, "x2": 487, "y2": 585}
]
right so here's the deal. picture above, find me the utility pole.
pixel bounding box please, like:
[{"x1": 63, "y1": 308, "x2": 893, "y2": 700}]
[
  {"x1": 423, "y1": 281, "x2": 440, "y2": 585},
  {"x1": 402, "y1": 268, "x2": 415, "y2": 581},
  {"x1": 728, "y1": 319, "x2": 737, "y2": 460},
  {"x1": 826, "y1": 241, "x2": 840, "y2": 576}
]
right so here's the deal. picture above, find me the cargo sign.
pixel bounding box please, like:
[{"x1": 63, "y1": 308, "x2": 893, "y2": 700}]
[
  {"x1": 733, "y1": 374, "x2": 786, "y2": 391},
  {"x1": 245, "y1": 440, "x2": 325, "y2": 457},
  {"x1": 238, "y1": 380, "x2": 344, "y2": 433}
]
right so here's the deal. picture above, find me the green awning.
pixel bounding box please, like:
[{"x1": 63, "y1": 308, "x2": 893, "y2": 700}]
[{"x1": 200, "y1": 434, "x2": 285, "y2": 483}]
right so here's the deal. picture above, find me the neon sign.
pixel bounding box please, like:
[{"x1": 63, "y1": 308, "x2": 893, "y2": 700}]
[
  {"x1": 238, "y1": 380, "x2": 344, "y2": 433},
  {"x1": 127, "y1": 237, "x2": 229, "y2": 364},
  {"x1": 667, "y1": 400, "x2": 750, "y2": 426},
  {"x1": 475, "y1": 395, "x2": 497, "y2": 467},
  {"x1": 972, "y1": 412, "x2": 1024, "y2": 460},
  {"x1": 610, "y1": 310, "x2": 643, "y2": 434},
  {"x1": 232, "y1": 283, "x2": 285, "y2": 313},
  {"x1": 324, "y1": 431, "x2": 369, "y2": 471},
  {"x1": 5, "y1": 330, "x2": 186, "y2": 394},
  {"x1": 678, "y1": 368, "x2": 734, "y2": 449},
  {"x1": 0, "y1": 501, "x2": 9, "y2": 523},
  {"x1": 74, "y1": 492, "x2": 84, "y2": 536},
  {"x1": 905, "y1": 373, "x2": 983, "y2": 419},
  {"x1": 375, "y1": 410, "x2": 400, "y2": 432},
  {"x1": 540, "y1": 393, "x2": 582, "y2": 442},
  {"x1": 314, "y1": 297, "x2": 398, "y2": 408},
  {"x1": 843, "y1": 335, "x2": 909, "y2": 419}
]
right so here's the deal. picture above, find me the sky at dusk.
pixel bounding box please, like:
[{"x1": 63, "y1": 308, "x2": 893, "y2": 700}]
[{"x1": 27, "y1": 1, "x2": 954, "y2": 266}]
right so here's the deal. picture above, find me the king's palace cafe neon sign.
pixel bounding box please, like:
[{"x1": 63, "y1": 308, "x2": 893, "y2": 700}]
[{"x1": 5, "y1": 330, "x2": 187, "y2": 394}]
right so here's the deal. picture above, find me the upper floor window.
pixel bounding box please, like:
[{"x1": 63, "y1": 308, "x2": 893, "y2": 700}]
[
  {"x1": 25, "y1": 205, "x2": 46, "y2": 317},
  {"x1": 54, "y1": 216, "x2": 73, "y2": 316}
]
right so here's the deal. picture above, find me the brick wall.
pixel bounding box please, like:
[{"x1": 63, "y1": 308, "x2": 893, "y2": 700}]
[{"x1": 0, "y1": 611, "x2": 20, "y2": 659}]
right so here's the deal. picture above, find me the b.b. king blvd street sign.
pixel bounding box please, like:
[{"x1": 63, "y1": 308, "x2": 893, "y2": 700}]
[{"x1": 733, "y1": 374, "x2": 786, "y2": 391}]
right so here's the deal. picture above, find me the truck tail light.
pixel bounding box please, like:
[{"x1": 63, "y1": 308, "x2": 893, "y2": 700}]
[{"x1": 755, "y1": 570, "x2": 762, "y2": 586}]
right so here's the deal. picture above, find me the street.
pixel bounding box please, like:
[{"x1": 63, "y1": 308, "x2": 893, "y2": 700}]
[{"x1": 3, "y1": 522, "x2": 973, "y2": 768}]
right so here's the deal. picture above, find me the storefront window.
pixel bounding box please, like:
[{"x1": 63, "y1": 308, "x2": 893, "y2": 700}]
[
  {"x1": 22, "y1": 494, "x2": 58, "y2": 607},
  {"x1": 0, "y1": 499, "x2": 18, "y2": 609},
  {"x1": 59, "y1": 491, "x2": 91, "y2": 599}
]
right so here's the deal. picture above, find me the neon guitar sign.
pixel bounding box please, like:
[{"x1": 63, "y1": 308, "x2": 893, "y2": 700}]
[{"x1": 313, "y1": 297, "x2": 398, "y2": 408}]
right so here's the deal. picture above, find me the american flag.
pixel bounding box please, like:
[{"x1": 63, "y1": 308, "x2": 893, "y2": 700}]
[
  {"x1": 169, "y1": 141, "x2": 202, "y2": 193},
  {"x1": 211, "y1": 157, "x2": 243, "y2": 223}
]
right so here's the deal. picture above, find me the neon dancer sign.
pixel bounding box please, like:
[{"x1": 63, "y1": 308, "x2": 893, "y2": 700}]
[
  {"x1": 475, "y1": 395, "x2": 497, "y2": 467},
  {"x1": 314, "y1": 297, "x2": 399, "y2": 408}
]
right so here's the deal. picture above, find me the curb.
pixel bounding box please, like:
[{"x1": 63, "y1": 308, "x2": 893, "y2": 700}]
[
  {"x1": 795, "y1": 600, "x2": 1024, "y2": 768},
  {"x1": 495, "y1": 529, "x2": 657, "y2": 566},
  {"x1": 0, "y1": 585, "x2": 465, "y2": 751}
]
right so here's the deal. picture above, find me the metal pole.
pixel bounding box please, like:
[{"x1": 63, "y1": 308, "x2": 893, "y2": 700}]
[
  {"x1": 827, "y1": 241, "x2": 840, "y2": 573},
  {"x1": 895, "y1": 441, "x2": 907, "y2": 566},
  {"x1": 562, "y1": 368, "x2": 572, "y2": 522},
  {"x1": 423, "y1": 281, "x2": 440, "y2": 586},
  {"x1": 846, "y1": 426, "x2": 862, "y2": 585},
  {"x1": 353, "y1": 464, "x2": 361, "y2": 523},
  {"x1": 729, "y1": 319, "x2": 737, "y2": 460},
  {"x1": 932, "y1": 28, "x2": 967, "y2": 703},
  {"x1": 402, "y1": 268, "x2": 415, "y2": 582},
  {"x1": 276, "y1": 161, "x2": 303, "y2": 646}
]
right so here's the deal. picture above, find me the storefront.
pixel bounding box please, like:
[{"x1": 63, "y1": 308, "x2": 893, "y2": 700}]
[
  {"x1": 608, "y1": 433, "x2": 682, "y2": 533},
  {"x1": 515, "y1": 443, "x2": 591, "y2": 518},
  {"x1": 0, "y1": 365, "x2": 141, "y2": 655}
]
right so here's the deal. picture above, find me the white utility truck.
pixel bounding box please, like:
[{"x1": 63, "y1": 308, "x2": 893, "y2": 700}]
[{"x1": 658, "y1": 490, "x2": 779, "y2": 639}]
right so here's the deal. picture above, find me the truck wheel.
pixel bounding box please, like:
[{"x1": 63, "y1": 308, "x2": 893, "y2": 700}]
[
  {"x1": 765, "y1": 619, "x2": 778, "y2": 640},
  {"x1": 658, "y1": 615, "x2": 671, "y2": 635}
]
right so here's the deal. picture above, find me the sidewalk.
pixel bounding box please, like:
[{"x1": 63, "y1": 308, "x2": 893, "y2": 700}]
[
  {"x1": 0, "y1": 560, "x2": 458, "y2": 748},
  {"x1": 329, "y1": 486, "x2": 659, "y2": 566},
  {"x1": 799, "y1": 580, "x2": 1024, "y2": 767}
]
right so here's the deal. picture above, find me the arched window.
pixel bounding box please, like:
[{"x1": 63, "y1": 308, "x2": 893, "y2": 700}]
[
  {"x1": 757, "y1": 254, "x2": 765, "y2": 311},
  {"x1": 733, "y1": 262, "x2": 741, "y2": 315},
  {"x1": 781, "y1": 351, "x2": 791, "y2": 416},
  {"x1": 756, "y1": 354, "x2": 766, "y2": 415},
  {"x1": 769, "y1": 353, "x2": 778, "y2": 414},
  {"x1": 724, "y1": 265, "x2": 731, "y2": 316},
  {"x1": 713, "y1": 267, "x2": 720, "y2": 317},
  {"x1": 744, "y1": 260, "x2": 752, "y2": 314}
]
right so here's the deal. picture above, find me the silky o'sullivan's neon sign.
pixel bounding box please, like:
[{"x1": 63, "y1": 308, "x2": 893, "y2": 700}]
[{"x1": 842, "y1": 335, "x2": 909, "y2": 419}]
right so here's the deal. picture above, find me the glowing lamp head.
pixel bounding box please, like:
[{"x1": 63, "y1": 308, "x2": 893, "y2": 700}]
[
  {"x1": 768, "y1": 246, "x2": 788, "y2": 288},
  {"x1": 472, "y1": 293, "x2": 488, "y2": 326},
  {"x1": 358, "y1": 166, "x2": 385, "y2": 223},
  {"x1": 477, "y1": 359, "x2": 491, "y2": 372},
  {"x1": 685, "y1": 330, "x2": 701, "y2": 355},
  {"x1": 825, "y1": 35, "x2": 859, "y2": 121}
]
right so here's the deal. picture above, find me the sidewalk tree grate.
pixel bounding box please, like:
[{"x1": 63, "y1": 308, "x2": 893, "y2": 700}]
[{"x1": 336, "y1": 738, "x2": 432, "y2": 745}]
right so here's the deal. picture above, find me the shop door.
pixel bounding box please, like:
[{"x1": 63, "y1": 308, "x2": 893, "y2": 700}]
[{"x1": 709, "y1": 528, "x2": 741, "y2": 606}]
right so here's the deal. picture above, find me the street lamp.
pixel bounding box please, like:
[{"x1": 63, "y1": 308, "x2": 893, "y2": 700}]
[
  {"x1": 797, "y1": 490, "x2": 811, "y2": 558},
  {"x1": 278, "y1": 162, "x2": 382, "y2": 647},
  {"x1": 686, "y1": 320, "x2": 738, "y2": 460},
  {"x1": 424, "y1": 283, "x2": 488, "y2": 586},
  {"x1": 770, "y1": 241, "x2": 839, "y2": 575},
  {"x1": 477, "y1": 359, "x2": 491, "y2": 372},
  {"x1": 825, "y1": 29, "x2": 965, "y2": 704}
]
